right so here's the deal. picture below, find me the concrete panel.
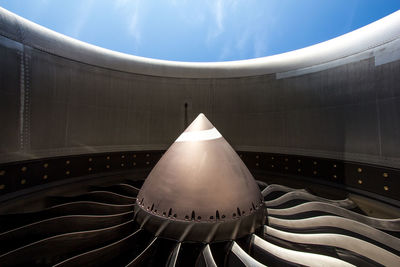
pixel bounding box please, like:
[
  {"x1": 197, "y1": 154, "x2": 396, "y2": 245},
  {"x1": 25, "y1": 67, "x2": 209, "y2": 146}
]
[
  {"x1": 0, "y1": 36, "x2": 21, "y2": 154},
  {"x1": 379, "y1": 97, "x2": 400, "y2": 158},
  {"x1": 0, "y1": 8, "x2": 400, "y2": 169},
  {"x1": 285, "y1": 102, "x2": 380, "y2": 155}
]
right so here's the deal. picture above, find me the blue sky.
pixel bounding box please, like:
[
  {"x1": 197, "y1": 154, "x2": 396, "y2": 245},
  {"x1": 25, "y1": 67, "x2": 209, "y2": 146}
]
[{"x1": 1, "y1": 0, "x2": 399, "y2": 62}]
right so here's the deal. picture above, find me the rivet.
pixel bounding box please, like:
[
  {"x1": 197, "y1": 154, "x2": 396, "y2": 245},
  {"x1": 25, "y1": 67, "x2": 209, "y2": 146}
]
[
  {"x1": 43, "y1": 174, "x2": 48, "y2": 180},
  {"x1": 66, "y1": 160, "x2": 70, "y2": 165},
  {"x1": 106, "y1": 156, "x2": 110, "y2": 160},
  {"x1": 384, "y1": 185, "x2": 389, "y2": 191},
  {"x1": 255, "y1": 155, "x2": 259, "y2": 159},
  {"x1": 297, "y1": 168, "x2": 301, "y2": 172},
  {"x1": 88, "y1": 157, "x2": 93, "y2": 162},
  {"x1": 284, "y1": 158, "x2": 288, "y2": 162},
  {"x1": 0, "y1": 184, "x2": 4, "y2": 189},
  {"x1": 106, "y1": 165, "x2": 110, "y2": 169},
  {"x1": 121, "y1": 155, "x2": 125, "y2": 159},
  {"x1": 146, "y1": 154, "x2": 150, "y2": 157},
  {"x1": 121, "y1": 163, "x2": 124, "y2": 167},
  {"x1": 66, "y1": 171, "x2": 70, "y2": 175},
  {"x1": 255, "y1": 163, "x2": 259, "y2": 166},
  {"x1": 313, "y1": 170, "x2": 317, "y2": 175},
  {"x1": 0, "y1": 170, "x2": 5, "y2": 176},
  {"x1": 146, "y1": 161, "x2": 150, "y2": 165},
  {"x1": 297, "y1": 159, "x2": 301, "y2": 163},
  {"x1": 43, "y1": 163, "x2": 48, "y2": 168},
  {"x1": 133, "y1": 154, "x2": 137, "y2": 158},
  {"x1": 383, "y1": 172, "x2": 388, "y2": 178},
  {"x1": 21, "y1": 166, "x2": 27, "y2": 172},
  {"x1": 357, "y1": 168, "x2": 362, "y2": 173},
  {"x1": 333, "y1": 174, "x2": 337, "y2": 179},
  {"x1": 313, "y1": 161, "x2": 317, "y2": 165},
  {"x1": 88, "y1": 167, "x2": 92, "y2": 171},
  {"x1": 358, "y1": 179, "x2": 363, "y2": 184},
  {"x1": 333, "y1": 164, "x2": 337, "y2": 168},
  {"x1": 133, "y1": 162, "x2": 136, "y2": 166},
  {"x1": 21, "y1": 179, "x2": 26, "y2": 185},
  {"x1": 271, "y1": 164, "x2": 274, "y2": 168},
  {"x1": 271, "y1": 156, "x2": 274, "y2": 160}
]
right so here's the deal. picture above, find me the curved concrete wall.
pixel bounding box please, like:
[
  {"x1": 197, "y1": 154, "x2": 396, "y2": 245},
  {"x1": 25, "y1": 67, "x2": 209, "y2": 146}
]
[{"x1": 1, "y1": 7, "x2": 400, "y2": 168}]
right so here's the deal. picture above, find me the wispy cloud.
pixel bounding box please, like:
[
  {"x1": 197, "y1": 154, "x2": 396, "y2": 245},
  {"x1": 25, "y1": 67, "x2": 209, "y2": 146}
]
[
  {"x1": 253, "y1": 35, "x2": 268, "y2": 58},
  {"x1": 114, "y1": 0, "x2": 142, "y2": 47},
  {"x1": 207, "y1": 0, "x2": 238, "y2": 41},
  {"x1": 67, "y1": 0, "x2": 95, "y2": 38}
]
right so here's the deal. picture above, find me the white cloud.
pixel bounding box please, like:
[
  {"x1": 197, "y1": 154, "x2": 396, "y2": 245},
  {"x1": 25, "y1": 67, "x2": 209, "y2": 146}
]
[
  {"x1": 114, "y1": 0, "x2": 142, "y2": 47},
  {"x1": 253, "y1": 35, "x2": 268, "y2": 58},
  {"x1": 67, "y1": 0, "x2": 95, "y2": 39}
]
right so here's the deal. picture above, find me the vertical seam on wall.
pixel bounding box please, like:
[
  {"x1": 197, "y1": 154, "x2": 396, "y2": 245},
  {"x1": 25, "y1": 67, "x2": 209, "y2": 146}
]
[
  {"x1": 24, "y1": 49, "x2": 31, "y2": 150},
  {"x1": 374, "y1": 57, "x2": 382, "y2": 156},
  {"x1": 18, "y1": 46, "x2": 31, "y2": 151},
  {"x1": 18, "y1": 47, "x2": 25, "y2": 150}
]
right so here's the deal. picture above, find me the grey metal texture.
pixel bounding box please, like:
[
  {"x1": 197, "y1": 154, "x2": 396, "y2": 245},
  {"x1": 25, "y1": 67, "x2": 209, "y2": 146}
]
[
  {"x1": 230, "y1": 241, "x2": 265, "y2": 267},
  {"x1": 267, "y1": 201, "x2": 400, "y2": 231},
  {"x1": 252, "y1": 234, "x2": 355, "y2": 267},
  {"x1": 0, "y1": 7, "x2": 400, "y2": 171},
  {"x1": 264, "y1": 190, "x2": 356, "y2": 209},
  {"x1": 264, "y1": 226, "x2": 400, "y2": 266},
  {"x1": 135, "y1": 114, "x2": 265, "y2": 242},
  {"x1": 268, "y1": 215, "x2": 400, "y2": 251}
]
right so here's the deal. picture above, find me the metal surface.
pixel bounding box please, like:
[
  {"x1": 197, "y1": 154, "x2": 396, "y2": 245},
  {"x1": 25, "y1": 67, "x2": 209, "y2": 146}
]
[
  {"x1": 230, "y1": 241, "x2": 265, "y2": 267},
  {"x1": 135, "y1": 114, "x2": 265, "y2": 242},
  {"x1": 261, "y1": 184, "x2": 304, "y2": 198},
  {"x1": 252, "y1": 234, "x2": 355, "y2": 267},
  {"x1": 264, "y1": 190, "x2": 356, "y2": 209},
  {"x1": 267, "y1": 201, "x2": 400, "y2": 231},
  {"x1": 264, "y1": 225, "x2": 400, "y2": 266},
  {"x1": 200, "y1": 245, "x2": 217, "y2": 267},
  {"x1": 268, "y1": 215, "x2": 400, "y2": 251},
  {"x1": 0, "y1": 7, "x2": 399, "y2": 78},
  {"x1": 0, "y1": 8, "x2": 400, "y2": 171}
]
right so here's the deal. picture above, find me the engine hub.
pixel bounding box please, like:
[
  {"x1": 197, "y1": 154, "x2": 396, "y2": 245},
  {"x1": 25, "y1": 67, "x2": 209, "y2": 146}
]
[{"x1": 135, "y1": 114, "x2": 265, "y2": 242}]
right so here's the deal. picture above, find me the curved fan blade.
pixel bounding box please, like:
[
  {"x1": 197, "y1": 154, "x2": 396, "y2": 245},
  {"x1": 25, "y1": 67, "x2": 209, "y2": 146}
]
[
  {"x1": 264, "y1": 191, "x2": 356, "y2": 209},
  {"x1": 125, "y1": 237, "x2": 158, "y2": 266},
  {"x1": 0, "y1": 211, "x2": 134, "y2": 254},
  {"x1": 89, "y1": 184, "x2": 140, "y2": 197},
  {"x1": 0, "y1": 201, "x2": 134, "y2": 232},
  {"x1": 166, "y1": 243, "x2": 181, "y2": 267},
  {"x1": 196, "y1": 244, "x2": 217, "y2": 267},
  {"x1": 264, "y1": 226, "x2": 400, "y2": 266},
  {"x1": 252, "y1": 234, "x2": 355, "y2": 266},
  {"x1": 0, "y1": 220, "x2": 136, "y2": 266},
  {"x1": 267, "y1": 201, "x2": 400, "y2": 231},
  {"x1": 262, "y1": 184, "x2": 304, "y2": 198},
  {"x1": 228, "y1": 241, "x2": 265, "y2": 267},
  {"x1": 268, "y1": 215, "x2": 400, "y2": 252},
  {"x1": 47, "y1": 191, "x2": 136, "y2": 206},
  {"x1": 53, "y1": 229, "x2": 143, "y2": 266}
]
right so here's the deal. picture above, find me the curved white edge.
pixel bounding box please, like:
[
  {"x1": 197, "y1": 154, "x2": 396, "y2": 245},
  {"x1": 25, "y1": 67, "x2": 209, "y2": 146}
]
[
  {"x1": 268, "y1": 215, "x2": 400, "y2": 252},
  {"x1": 266, "y1": 201, "x2": 400, "y2": 231},
  {"x1": 264, "y1": 190, "x2": 356, "y2": 209},
  {"x1": 231, "y1": 241, "x2": 265, "y2": 267},
  {"x1": 264, "y1": 226, "x2": 400, "y2": 267},
  {"x1": 261, "y1": 184, "x2": 303, "y2": 197},
  {"x1": 175, "y1": 127, "x2": 222, "y2": 142},
  {"x1": 0, "y1": 7, "x2": 400, "y2": 78},
  {"x1": 253, "y1": 234, "x2": 355, "y2": 267},
  {"x1": 202, "y1": 245, "x2": 217, "y2": 267}
]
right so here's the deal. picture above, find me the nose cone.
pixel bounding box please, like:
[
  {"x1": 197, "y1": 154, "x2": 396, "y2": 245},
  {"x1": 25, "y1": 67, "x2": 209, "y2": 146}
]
[{"x1": 135, "y1": 114, "x2": 265, "y2": 242}]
